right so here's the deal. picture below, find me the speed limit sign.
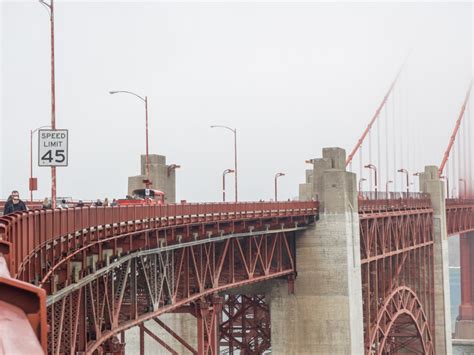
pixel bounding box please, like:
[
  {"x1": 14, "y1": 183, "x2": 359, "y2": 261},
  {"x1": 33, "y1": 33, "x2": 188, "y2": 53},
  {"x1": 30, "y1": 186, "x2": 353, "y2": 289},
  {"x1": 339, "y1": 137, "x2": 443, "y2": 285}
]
[{"x1": 38, "y1": 129, "x2": 68, "y2": 167}]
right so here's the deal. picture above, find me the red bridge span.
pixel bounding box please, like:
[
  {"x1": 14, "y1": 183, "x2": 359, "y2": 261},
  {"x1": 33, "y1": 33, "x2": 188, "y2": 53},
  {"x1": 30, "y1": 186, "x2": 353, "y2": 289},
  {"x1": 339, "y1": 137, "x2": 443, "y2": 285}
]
[{"x1": 1, "y1": 184, "x2": 473, "y2": 354}]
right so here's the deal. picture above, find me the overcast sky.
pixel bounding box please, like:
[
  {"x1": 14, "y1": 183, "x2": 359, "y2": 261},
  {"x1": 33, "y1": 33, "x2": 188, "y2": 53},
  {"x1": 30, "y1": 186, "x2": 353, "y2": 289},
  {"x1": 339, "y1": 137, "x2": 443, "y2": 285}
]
[{"x1": 1, "y1": 1, "x2": 472, "y2": 202}]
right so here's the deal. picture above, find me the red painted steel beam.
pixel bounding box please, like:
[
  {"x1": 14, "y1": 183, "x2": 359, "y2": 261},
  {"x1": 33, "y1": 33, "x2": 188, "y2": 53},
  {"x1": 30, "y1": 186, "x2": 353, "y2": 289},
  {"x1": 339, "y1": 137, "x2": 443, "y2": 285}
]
[
  {"x1": 0, "y1": 256, "x2": 47, "y2": 354},
  {"x1": 439, "y1": 80, "x2": 473, "y2": 176}
]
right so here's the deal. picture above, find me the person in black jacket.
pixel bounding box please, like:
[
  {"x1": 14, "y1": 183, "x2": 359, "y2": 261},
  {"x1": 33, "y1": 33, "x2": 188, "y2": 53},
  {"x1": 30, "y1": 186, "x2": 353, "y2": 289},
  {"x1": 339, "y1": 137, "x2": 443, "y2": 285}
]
[{"x1": 2, "y1": 190, "x2": 27, "y2": 215}]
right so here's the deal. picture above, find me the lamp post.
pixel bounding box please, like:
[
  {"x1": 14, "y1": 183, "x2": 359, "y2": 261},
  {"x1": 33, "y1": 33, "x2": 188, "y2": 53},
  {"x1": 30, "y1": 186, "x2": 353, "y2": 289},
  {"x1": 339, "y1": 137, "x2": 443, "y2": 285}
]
[
  {"x1": 167, "y1": 164, "x2": 181, "y2": 177},
  {"x1": 364, "y1": 164, "x2": 378, "y2": 198},
  {"x1": 39, "y1": 0, "x2": 57, "y2": 208},
  {"x1": 358, "y1": 178, "x2": 366, "y2": 197},
  {"x1": 211, "y1": 125, "x2": 238, "y2": 202},
  {"x1": 110, "y1": 90, "x2": 151, "y2": 188},
  {"x1": 397, "y1": 168, "x2": 409, "y2": 195},
  {"x1": 222, "y1": 169, "x2": 235, "y2": 202},
  {"x1": 386, "y1": 180, "x2": 393, "y2": 194},
  {"x1": 274, "y1": 173, "x2": 285, "y2": 201},
  {"x1": 30, "y1": 125, "x2": 51, "y2": 201},
  {"x1": 440, "y1": 175, "x2": 450, "y2": 198}
]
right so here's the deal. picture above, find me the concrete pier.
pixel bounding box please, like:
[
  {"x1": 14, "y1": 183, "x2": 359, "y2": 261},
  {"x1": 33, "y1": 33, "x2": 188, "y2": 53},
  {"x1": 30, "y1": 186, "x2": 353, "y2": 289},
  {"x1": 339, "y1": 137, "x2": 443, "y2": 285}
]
[
  {"x1": 269, "y1": 147, "x2": 364, "y2": 354},
  {"x1": 422, "y1": 166, "x2": 453, "y2": 354}
]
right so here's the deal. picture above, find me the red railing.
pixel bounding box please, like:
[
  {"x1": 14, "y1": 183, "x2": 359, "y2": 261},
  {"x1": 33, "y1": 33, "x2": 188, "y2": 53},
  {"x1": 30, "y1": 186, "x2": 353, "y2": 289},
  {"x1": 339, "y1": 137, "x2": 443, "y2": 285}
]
[
  {"x1": 358, "y1": 192, "x2": 432, "y2": 213},
  {"x1": 0, "y1": 256, "x2": 47, "y2": 354},
  {"x1": 0, "y1": 201, "x2": 318, "y2": 278}
]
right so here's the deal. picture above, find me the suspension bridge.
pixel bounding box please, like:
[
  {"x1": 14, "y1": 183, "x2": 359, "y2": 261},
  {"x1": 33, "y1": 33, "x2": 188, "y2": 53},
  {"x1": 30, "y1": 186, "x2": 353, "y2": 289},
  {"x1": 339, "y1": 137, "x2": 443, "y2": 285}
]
[{"x1": 0, "y1": 72, "x2": 473, "y2": 354}]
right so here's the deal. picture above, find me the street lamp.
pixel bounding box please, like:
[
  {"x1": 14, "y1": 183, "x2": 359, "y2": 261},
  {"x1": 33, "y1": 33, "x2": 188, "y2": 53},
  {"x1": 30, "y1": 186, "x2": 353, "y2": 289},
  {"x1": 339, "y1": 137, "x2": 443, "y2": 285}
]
[
  {"x1": 274, "y1": 172, "x2": 285, "y2": 201},
  {"x1": 222, "y1": 169, "x2": 235, "y2": 202},
  {"x1": 211, "y1": 125, "x2": 238, "y2": 202},
  {"x1": 358, "y1": 178, "x2": 366, "y2": 197},
  {"x1": 167, "y1": 164, "x2": 181, "y2": 177},
  {"x1": 39, "y1": 0, "x2": 58, "y2": 208},
  {"x1": 30, "y1": 125, "x2": 51, "y2": 201},
  {"x1": 364, "y1": 164, "x2": 378, "y2": 197},
  {"x1": 386, "y1": 180, "x2": 393, "y2": 194},
  {"x1": 397, "y1": 168, "x2": 409, "y2": 195},
  {"x1": 110, "y1": 90, "x2": 151, "y2": 188},
  {"x1": 440, "y1": 175, "x2": 450, "y2": 198}
]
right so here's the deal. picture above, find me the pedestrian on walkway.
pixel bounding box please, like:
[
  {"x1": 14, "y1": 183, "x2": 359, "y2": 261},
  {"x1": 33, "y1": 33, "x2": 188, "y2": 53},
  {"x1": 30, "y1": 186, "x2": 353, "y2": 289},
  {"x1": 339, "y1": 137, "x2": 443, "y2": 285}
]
[
  {"x1": 2, "y1": 190, "x2": 27, "y2": 215},
  {"x1": 42, "y1": 197, "x2": 51, "y2": 209}
]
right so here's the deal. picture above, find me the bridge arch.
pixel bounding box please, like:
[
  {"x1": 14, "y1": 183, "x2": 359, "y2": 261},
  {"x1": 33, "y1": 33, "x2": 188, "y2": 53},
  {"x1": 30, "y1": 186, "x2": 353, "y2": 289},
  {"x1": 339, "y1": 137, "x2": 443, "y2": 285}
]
[{"x1": 369, "y1": 286, "x2": 433, "y2": 354}]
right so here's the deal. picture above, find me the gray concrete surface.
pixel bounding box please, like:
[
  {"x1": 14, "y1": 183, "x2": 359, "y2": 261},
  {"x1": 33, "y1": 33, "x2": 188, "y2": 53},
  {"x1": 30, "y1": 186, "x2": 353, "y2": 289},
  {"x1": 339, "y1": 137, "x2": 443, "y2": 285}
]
[
  {"x1": 128, "y1": 154, "x2": 177, "y2": 203},
  {"x1": 269, "y1": 147, "x2": 364, "y2": 354},
  {"x1": 422, "y1": 165, "x2": 453, "y2": 355}
]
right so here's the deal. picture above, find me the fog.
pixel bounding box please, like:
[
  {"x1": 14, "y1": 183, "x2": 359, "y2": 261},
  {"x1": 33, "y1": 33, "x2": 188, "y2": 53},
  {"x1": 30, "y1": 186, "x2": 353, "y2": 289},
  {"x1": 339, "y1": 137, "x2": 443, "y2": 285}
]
[{"x1": 1, "y1": 1, "x2": 472, "y2": 202}]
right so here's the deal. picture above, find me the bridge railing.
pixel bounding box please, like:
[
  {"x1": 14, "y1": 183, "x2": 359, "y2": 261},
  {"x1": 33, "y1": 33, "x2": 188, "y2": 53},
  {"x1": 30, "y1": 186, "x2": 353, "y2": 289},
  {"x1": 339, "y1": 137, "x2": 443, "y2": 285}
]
[
  {"x1": 0, "y1": 255, "x2": 47, "y2": 354},
  {"x1": 446, "y1": 198, "x2": 474, "y2": 206},
  {"x1": 358, "y1": 192, "x2": 432, "y2": 212},
  {"x1": 0, "y1": 201, "x2": 318, "y2": 277}
]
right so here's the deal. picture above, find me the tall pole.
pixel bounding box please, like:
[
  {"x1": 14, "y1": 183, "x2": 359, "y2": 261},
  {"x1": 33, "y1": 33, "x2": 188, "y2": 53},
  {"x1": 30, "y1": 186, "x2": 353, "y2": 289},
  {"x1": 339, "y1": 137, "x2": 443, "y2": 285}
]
[
  {"x1": 274, "y1": 173, "x2": 285, "y2": 201},
  {"x1": 30, "y1": 125, "x2": 51, "y2": 202},
  {"x1": 145, "y1": 96, "x2": 150, "y2": 186},
  {"x1": 234, "y1": 129, "x2": 238, "y2": 202},
  {"x1": 223, "y1": 172, "x2": 226, "y2": 202},
  {"x1": 210, "y1": 125, "x2": 238, "y2": 202},
  {"x1": 110, "y1": 90, "x2": 150, "y2": 187},
  {"x1": 222, "y1": 169, "x2": 234, "y2": 202},
  {"x1": 30, "y1": 130, "x2": 33, "y2": 202},
  {"x1": 398, "y1": 169, "x2": 409, "y2": 194},
  {"x1": 364, "y1": 164, "x2": 378, "y2": 198},
  {"x1": 41, "y1": 0, "x2": 57, "y2": 208}
]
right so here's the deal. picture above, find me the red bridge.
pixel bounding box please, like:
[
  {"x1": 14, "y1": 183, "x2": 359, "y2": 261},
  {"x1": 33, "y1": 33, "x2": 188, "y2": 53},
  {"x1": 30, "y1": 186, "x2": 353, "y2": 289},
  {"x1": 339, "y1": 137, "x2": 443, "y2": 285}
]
[{"x1": 1, "y1": 71, "x2": 473, "y2": 355}]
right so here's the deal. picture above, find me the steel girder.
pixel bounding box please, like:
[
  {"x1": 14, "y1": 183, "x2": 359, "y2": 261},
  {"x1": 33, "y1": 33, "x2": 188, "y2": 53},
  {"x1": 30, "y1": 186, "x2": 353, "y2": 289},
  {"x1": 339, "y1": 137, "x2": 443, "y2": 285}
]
[
  {"x1": 359, "y1": 206, "x2": 435, "y2": 354},
  {"x1": 219, "y1": 294, "x2": 271, "y2": 354},
  {"x1": 0, "y1": 202, "x2": 317, "y2": 354},
  {"x1": 46, "y1": 231, "x2": 297, "y2": 354}
]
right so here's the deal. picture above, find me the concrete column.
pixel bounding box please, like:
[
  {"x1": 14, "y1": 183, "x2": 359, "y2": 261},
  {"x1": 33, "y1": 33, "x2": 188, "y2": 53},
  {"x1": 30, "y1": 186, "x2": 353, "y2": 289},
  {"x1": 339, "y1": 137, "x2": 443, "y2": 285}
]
[
  {"x1": 270, "y1": 147, "x2": 364, "y2": 354},
  {"x1": 298, "y1": 169, "x2": 314, "y2": 201},
  {"x1": 454, "y1": 231, "x2": 474, "y2": 339},
  {"x1": 128, "y1": 154, "x2": 177, "y2": 203},
  {"x1": 422, "y1": 166, "x2": 453, "y2": 354}
]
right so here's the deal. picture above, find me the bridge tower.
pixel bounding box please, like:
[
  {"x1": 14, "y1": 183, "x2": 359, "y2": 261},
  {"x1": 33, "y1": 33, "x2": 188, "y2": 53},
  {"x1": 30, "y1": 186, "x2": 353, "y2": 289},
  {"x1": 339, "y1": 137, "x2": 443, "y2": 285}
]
[
  {"x1": 421, "y1": 166, "x2": 453, "y2": 354},
  {"x1": 270, "y1": 147, "x2": 364, "y2": 354}
]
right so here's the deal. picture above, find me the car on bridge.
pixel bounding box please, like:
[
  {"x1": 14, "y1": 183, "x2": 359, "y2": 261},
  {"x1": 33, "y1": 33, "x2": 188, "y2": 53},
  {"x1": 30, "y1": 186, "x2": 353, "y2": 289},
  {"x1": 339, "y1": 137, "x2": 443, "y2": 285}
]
[{"x1": 117, "y1": 188, "x2": 165, "y2": 206}]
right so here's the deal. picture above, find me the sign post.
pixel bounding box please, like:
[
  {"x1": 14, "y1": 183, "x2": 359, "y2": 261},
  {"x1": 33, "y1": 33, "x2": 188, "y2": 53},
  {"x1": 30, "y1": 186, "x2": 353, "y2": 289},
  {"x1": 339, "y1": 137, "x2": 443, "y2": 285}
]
[{"x1": 38, "y1": 129, "x2": 68, "y2": 167}]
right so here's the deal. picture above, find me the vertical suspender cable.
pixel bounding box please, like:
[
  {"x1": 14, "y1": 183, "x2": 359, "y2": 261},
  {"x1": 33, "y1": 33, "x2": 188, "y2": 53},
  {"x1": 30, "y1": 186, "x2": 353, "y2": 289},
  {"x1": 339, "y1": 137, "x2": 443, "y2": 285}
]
[
  {"x1": 369, "y1": 130, "x2": 373, "y2": 189},
  {"x1": 466, "y1": 103, "x2": 472, "y2": 198},
  {"x1": 385, "y1": 102, "x2": 389, "y2": 186},
  {"x1": 377, "y1": 112, "x2": 381, "y2": 191},
  {"x1": 393, "y1": 85, "x2": 397, "y2": 191}
]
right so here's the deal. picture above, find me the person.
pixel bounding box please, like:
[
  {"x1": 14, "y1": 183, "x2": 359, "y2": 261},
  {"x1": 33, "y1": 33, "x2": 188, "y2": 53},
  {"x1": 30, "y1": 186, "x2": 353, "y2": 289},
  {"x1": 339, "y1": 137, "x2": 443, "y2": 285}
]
[
  {"x1": 59, "y1": 199, "x2": 69, "y2": 209},
  {"x1": 2, "y1": 190, "x2": 27, "y2": 215},
  {"x1": 110, "y1": 199, "x2": 118, "y2": 207},
  {"x1": 76, "y1": 200, "x2": 84, "y2": 208},
  {"x1": 42, "y1": 197, "x2": 51, "y2": 209},
  {"x1": 94, "y1": 199, "x2": 103, "y2": 207},
  {"x1": 103, "y1": 198, "x2": 109, "y2": 207}
]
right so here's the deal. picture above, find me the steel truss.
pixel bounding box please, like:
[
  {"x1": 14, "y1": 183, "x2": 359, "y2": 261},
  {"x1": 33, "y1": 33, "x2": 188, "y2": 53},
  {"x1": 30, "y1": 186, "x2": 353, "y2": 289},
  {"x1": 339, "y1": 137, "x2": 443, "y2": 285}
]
[
  {"x1": 219, "y1": 294, "x2": 271, "y2": 354},
  {"x1": 359, "y1": 206, "x2": 435, "y2": 354},
  {"x1": 46, "y1": 231, "x2": 296, "y2": 354},
  {"x1": 445, "y1": 200, "x2": 474, "y2": 235}
]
